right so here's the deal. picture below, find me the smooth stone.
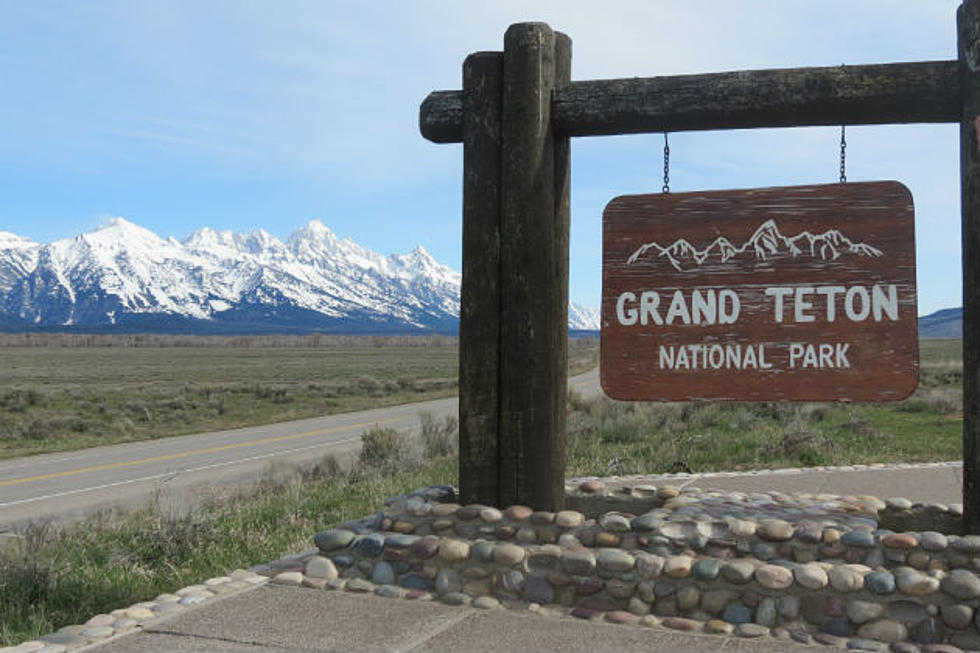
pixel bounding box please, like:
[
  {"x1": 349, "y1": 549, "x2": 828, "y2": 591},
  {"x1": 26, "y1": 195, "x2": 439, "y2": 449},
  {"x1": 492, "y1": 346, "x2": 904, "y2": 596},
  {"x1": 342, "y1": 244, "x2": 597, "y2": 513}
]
[
  {"x1": 757, "y1": 519, "x2": 794, "y2": 541},
  {"x1": 579, "y1": 480, "x2": 605, "y2": 493},
  {"x1": 778, "y1": 595, "x2": 801, "y2": 620},
  {"x1": 736, "y1": 623, "x2": 768, "y2": 638},
  {"x1": 628, "y1": 596, "x2": 651, "y2": 616},
  {"x1": 473, "y1": 596, "x2": 500, "y2": 610},
  {"x1": 595, "y1": 532, "x2": 620, "y2": 547},
  {"x1": 435, "y1": 568, "x2": 461, "y2": 595},
  {"x1": 721, "y1": 560, "x2": 755, "y2": 584},
  {"x1": 941, "y1": 604, "x2": 974, "y2": 630},
  {"x1": 555, "y1": 511, "x2": 583, "y2": 528},
  {"x1": 847, "y1": 600, "x2": 885, "y2": 624},
  {"x1": 795, "y1": 563, "x2": 829, "y2": 590},
  {"x1": 352, "y1": 533, "x2": 385, "y2": 558},
  {"x1": 890, "y1": 643, "x2": 922, "y2": 653},
  {"x1": 270, "y1": 572, "x2": 303, "y2": 586},
  {"x1": 662, "y1": 617, "x2": 701, "y2": 632},
  {"x1": 441, "y1": 592, "x2": 471, "y2": 606},
  {"x1": 896, "y1": 570, "x2": 939, "y2": 596},
  {"x1": 504, "y1": 505, "x2": 533, "y2": 521},
  {"x1": 830, "y1": 566, "x2": 867, "y2": 592},
  {"x1": 634, "y1": 553, "x2": 665, "y2": 579},
  {"x1": 598, "y1": 549, "x2": 635, "y2": 572},
  {"x1": 755, "y1": 564, "x2": 793, "y2": 589},
  {"x1": 560, "y1": 550, "x2": 596, "y2": 576},
  {"x1": 606, "y1": 579, "x2": 637, "y2": 600},
  {"x1": 919, "y1": 532, "x2": 948, "y2": 552},
  {"x1": 676, "y1": 585, "x2": 700, "y2": 611},
  {"x1": 376, "y1": 584, "x2": 404, "y2": 599},
  {"x1": 882, "y1": 533, "x2": 918, "y2": 549},
  {"x1": 664, "y1": 555, "x2": 692, "y2": 578},
  {"x1": 815, "y1": 633, "x2": 849, "y2": 647},
  {"x1": 691, "y1": 558, "x2": 722, "y2": 581},
  {"x1": 371, "y1": 562, "x2": 395, "y2": 585},
  {"x1": 941, "y1": 569, "x2": 980, "y2": 599},
  {"x1": 730, "y1": 519, "x2": 757, "y2": 538},
  {"x1": 431, "y1": 503, "x2": 461, "y2": 517},
  {"x1": 522, "y1": 576, "x2": 554, "y2": 604},
  {"x1": 500, "y1": 569, "x2": 525, "y2": 594},
  {"x1": 314, "y1": 528, "x2": 355, "y2": 552},
  {"x1": 305, "y1": 556, "x2": 338, "y2": 580},
  {"x1": 843, "y1": 531, "x2": 876, "y2": 548},
  {"x1": 848, "y1": 638, "x2": 888, "y2": 651},
  {"x1": 631, "y1": 513, "x2": 661, "y2": 532},
  {"x1": 480, "y1": 508, "x2": 504, "y2": 524},
  {"x1": 858, "y1": 619, "x2": 908, "y2": 643},
  {"x1": 705, "y1": 619, "x2": 735, "y2": 635},
  {"x1": 345, "y1": 578, "x2": 375, "y2": 593},
  {"x1": 492, "y1": 542, "x2": 525, "y2": 566},
  {"x1": 723, "y1": 602, "x2": 752, "y2": 624},
  {"x1": 865, "y1": 571, "x2": 896, "y2": 595},
  {"x1": 411, "y1": 537, "x2": 440, "y2": 559},
  {"x1": 951, "y1": 535, "x2": 980, "y2": 553},
  {"x1": 599, "y1": 513, "x2": 631, "y2": 532},
  {"x1": 606, "y1": 610, "x2": 638, "y2": 625},
  {"x1": 755, "y1": 597, "x2": 776, "y2": 627},
  {"x1": 399, "y1": 573, "x2": 431, "y2": 590}
]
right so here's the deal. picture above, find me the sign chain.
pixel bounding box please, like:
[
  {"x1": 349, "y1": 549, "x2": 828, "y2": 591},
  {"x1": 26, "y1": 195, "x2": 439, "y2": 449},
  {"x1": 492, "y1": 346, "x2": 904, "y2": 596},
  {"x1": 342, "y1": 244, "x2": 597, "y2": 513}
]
[
  {"x1": 662, "y1": 132, "x2": 670, "y2": 193},
  {"x1": 839, "y1": 124, "x2": 847, "y2": 183}
]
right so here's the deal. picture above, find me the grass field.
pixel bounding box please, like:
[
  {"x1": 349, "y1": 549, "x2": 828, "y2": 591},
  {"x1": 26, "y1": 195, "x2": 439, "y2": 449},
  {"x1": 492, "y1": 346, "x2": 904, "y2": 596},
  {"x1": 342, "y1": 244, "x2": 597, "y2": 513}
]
[
  {"x1": 566, "y1": 338, "x2": 962, "y2": 476},
  {"x1": 0, "y1": 335, "x2": 598, "y2": 459}
]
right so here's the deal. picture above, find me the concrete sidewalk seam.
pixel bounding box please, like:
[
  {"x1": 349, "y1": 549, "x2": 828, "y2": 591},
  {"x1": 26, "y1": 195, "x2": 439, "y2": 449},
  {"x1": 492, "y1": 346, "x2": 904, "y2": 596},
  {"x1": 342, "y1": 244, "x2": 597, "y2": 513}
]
[
  {"x1": 140, "y1": 627, "x2": 304, "y2": 651},
  {"x1": 395, "y1": 607, "x2": 475, "y2": 652}
]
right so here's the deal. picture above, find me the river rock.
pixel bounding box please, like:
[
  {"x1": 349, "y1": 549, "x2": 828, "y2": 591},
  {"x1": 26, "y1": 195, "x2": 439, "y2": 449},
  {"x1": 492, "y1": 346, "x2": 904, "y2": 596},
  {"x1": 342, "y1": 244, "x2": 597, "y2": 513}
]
[
  {"x1": 857, "y1": 619, "x2": 908, "y2": 643},
  {"x1": 756, "y1": 564, "x2": 793, "y2": 590},
  {"x1": 598, "y1": 549, "x2": 635, "y2": 572},
  {"x1": 865, "y1": 571, "x2": 896, "y2": 595},
  {"x1": 438, "y1": 539, "x2": 470, "y2": 563},
  {"x1": 664, "y1": 555, "x2": 692, "y2": 578},
  {"x1": 795, "y1": 563, "x2": 829, "y2": 589},
  {"x1": 941, "y1": 604, "x2": 974, "y2": 630},
  {"x1": 314, "y1": 529, "x2": 355, "y2": 552},
  {"x1": 941, "y1": 569, "x2": 980, "y2": 599},
  {"x1": 847, "y1": 600, "x2": 885, "y2": 624},
  {"x1": 757, "y1": 519, "x2": 794, "y2": 541}
]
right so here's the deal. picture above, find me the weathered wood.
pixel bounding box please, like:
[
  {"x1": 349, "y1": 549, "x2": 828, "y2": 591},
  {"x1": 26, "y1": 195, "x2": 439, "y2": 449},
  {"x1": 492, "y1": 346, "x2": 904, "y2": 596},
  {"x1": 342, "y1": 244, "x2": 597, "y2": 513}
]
[
  {"x1": 498, "y1": 23, "x2": 568, "y2": 511},
  {"x1": 959, "y1": 0, "x2": 980, "y2": 534},
  {"x1": 419, "y1": 60, "x2": 960, "y2": 143},
  {"x1": 601, "y1": 182, "x2": 918, "y2": 402},
  {"x1": 459, "y1": 52, "x2": 503, "y2": 507}
]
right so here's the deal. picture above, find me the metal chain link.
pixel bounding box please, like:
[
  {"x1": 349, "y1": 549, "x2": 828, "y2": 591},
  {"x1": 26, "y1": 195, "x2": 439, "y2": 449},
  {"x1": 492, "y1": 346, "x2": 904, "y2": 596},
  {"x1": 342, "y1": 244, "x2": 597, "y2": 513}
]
[
  {"x1": 662, "y1": 132, "x2": 670, "y2": 194},
  {"x1": 839, "y1": 124, "x2": 847, "y2": 183}
]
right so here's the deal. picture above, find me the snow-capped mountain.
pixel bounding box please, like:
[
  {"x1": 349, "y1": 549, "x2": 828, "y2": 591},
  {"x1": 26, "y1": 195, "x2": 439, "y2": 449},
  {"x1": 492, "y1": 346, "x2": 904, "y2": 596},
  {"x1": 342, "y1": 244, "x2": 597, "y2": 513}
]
[
  {"x1": 0, "y1": 219, "x2": 600, "y2": 333},
  {"x1": 627, "y1": 219, "x2": 883, "y2": 272}
]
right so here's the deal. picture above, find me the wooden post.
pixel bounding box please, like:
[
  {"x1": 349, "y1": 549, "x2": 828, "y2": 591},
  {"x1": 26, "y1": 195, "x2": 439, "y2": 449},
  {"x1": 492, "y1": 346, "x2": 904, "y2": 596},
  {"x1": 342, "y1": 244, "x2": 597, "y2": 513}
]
[
  {"x1": 459, "y1": 52, "x2": 503, "y2": 506},
  {"x1": 498, "y1": 23, "x2": 570, "y2": 510},
  {"x1": 960, "y1": 0, "x2": 980, "y2": 534}
]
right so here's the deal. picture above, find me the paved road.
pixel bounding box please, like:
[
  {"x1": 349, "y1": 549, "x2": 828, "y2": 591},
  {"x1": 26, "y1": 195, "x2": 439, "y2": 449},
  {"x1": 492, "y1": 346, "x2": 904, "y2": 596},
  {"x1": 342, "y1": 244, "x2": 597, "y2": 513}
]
[{"x1": 0, "y1": 368, "x2": 602, "y2": 530}]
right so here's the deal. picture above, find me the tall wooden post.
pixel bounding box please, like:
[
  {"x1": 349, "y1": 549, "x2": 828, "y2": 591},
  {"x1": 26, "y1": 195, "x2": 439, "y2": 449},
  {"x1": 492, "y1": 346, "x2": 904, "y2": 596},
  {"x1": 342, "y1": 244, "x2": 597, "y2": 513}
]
[
  {"x1": 497, "y1": 23, "x2": 571, "y2": 510},
  {"x1": 459, "y1": 52, "x2": 503, "y2": 506},
  {"x1": 960, "y1": 0, "x2": 980, "y2": 534}
]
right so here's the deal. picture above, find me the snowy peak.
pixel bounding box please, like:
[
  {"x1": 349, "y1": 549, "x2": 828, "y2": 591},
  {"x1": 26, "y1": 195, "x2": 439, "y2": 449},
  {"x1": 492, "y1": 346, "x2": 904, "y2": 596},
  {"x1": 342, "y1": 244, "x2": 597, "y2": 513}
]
[
  {"x1": 628, "y1": 219, "x2": 883, "y2": 272},
  {"x1": 0, "y1": 218, "x2": 596, "y2": 333}
]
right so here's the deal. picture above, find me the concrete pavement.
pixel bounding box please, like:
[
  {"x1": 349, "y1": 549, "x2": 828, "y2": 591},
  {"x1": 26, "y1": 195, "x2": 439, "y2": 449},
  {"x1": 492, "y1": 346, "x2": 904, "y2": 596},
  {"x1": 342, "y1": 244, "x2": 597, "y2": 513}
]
[{"x1": 78, "y1": 461, "x2": 963, "y2": 653}]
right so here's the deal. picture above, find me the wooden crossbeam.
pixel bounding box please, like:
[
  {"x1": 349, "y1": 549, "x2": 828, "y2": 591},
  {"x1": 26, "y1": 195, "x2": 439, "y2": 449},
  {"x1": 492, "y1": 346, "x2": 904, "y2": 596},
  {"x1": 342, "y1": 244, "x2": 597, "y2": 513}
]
[{"x1": 421, "y1": 60, "x2": 960, "y2": 143}]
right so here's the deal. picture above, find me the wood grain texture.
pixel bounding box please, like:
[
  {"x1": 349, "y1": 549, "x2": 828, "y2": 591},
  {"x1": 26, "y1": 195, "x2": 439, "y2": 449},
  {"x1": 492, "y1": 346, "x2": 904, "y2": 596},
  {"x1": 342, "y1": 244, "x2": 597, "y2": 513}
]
[
  {"x1": 959, "y1": 0, "x2": 980, "y2": 534},
  {"x1": 419, "y1": 60, "x2": 959, "y2": 143},
  {"x1": 459, "y1": 52, "x2": 503, "y2": 507},
  {"x1": 498, "y1": 23, "x2": 568, "y2": 511},
  {"x1": 601, "y1": 182, "x2": 918, "y2": 402}
]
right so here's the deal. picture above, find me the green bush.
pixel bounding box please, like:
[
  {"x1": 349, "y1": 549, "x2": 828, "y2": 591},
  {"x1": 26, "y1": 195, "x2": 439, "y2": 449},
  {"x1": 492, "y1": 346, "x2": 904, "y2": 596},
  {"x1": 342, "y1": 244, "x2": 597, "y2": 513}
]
[{"x1": 358, "y1": 425, "x2": 410, "y2": 470}]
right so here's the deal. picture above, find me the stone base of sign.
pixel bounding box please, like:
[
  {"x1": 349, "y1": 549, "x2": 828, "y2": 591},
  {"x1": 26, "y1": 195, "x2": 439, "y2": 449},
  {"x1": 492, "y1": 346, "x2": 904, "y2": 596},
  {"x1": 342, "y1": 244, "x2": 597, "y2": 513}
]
[{"x1": 284, "y1": 478, "x2": 980, "y2": 651}]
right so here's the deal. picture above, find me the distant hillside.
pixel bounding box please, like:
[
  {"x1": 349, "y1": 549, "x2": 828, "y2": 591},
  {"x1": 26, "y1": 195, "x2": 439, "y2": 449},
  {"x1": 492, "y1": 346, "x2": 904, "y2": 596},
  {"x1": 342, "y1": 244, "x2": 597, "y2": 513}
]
[{"x1": 919, "y1": 307, "x2": 962, "y2": 338}]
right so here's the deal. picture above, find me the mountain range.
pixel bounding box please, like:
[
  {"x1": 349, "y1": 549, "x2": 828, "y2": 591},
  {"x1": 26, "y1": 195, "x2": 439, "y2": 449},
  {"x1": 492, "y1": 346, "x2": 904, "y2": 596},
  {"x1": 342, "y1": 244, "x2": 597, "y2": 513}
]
[
  {"x1": 627, "y1": 219, "x2": 883, "y2": 272},
  {"x1": 0, "y1": 219, "x2": 600, "y2": 334}
]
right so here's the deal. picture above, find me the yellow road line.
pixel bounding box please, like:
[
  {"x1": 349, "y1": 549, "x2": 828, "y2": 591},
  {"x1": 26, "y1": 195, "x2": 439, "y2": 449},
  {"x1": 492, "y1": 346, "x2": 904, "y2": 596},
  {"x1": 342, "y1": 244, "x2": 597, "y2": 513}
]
[{"x1": 0, "y1": 417, "x2": 398, "y2": 487}]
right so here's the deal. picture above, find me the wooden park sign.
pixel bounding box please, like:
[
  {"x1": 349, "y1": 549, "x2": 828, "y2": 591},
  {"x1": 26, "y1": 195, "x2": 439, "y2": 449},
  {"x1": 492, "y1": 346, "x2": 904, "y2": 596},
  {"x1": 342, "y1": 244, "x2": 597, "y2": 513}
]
[
  {"x1": 420, "y1": 2, "x2": 980, "y2": 532},
  {"x1": 601, "y1": 182, "x2": 918, "y2": 401}
]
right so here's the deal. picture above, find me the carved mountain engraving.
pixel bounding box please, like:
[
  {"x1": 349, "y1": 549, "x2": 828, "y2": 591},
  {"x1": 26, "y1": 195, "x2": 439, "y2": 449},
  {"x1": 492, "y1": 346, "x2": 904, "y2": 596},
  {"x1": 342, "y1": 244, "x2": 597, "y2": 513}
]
[{"x1": 626, "y1": 219, "x2": 883, "y2": 272}]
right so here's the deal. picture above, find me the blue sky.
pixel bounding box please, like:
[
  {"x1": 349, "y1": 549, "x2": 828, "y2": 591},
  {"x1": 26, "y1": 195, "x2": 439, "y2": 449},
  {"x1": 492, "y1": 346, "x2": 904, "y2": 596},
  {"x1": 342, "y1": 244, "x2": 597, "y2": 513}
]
[{"x1": 0, "y1": 1, "x2": 963, "y2": 315}]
